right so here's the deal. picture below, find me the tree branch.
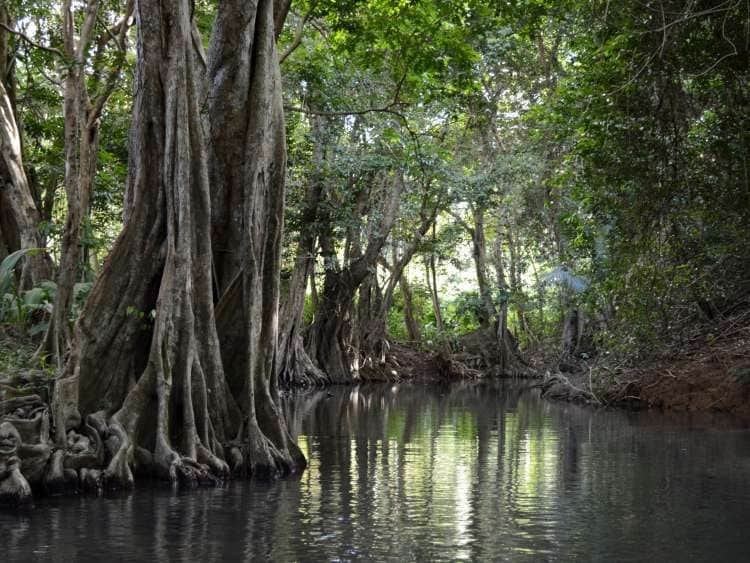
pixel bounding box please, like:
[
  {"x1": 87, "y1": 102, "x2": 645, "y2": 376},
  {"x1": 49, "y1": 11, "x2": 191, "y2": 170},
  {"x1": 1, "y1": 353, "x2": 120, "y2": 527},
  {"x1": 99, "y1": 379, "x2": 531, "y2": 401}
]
[
  {"x1": 0, "y1": 22, "x2": 63, "y2": 58},
  {"x1": 279, "y1": 0, "x2": 318, "y2": 65},
  {"x1": 87, "y1": 0, "x2": 135, "y2": 127},
  {"x1": 284, "y1": 73, "x2": 407, "y2": 117},
  {"x1": 448, "y1": 209, "x2": 474, "y2": 236}
]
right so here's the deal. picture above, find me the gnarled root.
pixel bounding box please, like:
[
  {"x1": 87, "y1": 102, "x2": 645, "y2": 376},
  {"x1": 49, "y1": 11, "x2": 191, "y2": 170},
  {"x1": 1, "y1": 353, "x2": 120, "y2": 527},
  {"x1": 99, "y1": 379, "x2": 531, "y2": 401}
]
[
  {"x1": 44, "y1": 448, "x2": 78, "y2": 494},
  {"x1": 151, "y1": 446, "x2": 225, "y2": 489},
  {"x1": 227, "y1": 421, "x2": 298, "y2": 480},
  {"x1": 102, "y1": 419, "x2": 135, "y2": 491},
  {"x1": 18, "y1": 443, "x2": 51, "y2": 486},
  {"x1": 79, "y1": 468, "x2": 102, "y2": 493},
  {"x1": 197, "y1": 444, "x2": 230, "y2": 481},
  {"x1": 0, "y1": 456, "x2": 32, "y2": 508}
]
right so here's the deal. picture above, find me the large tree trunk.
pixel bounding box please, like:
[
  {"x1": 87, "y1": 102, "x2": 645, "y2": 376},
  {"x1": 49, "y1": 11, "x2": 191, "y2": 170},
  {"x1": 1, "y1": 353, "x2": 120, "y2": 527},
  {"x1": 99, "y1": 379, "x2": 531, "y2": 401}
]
[
  {"x1": 400, "y1": 276, "x2": 421, "y2": 343},
  {"x1": 277, "y1": 252, "x2": 328, "y2": 387},
  {"x1": 42, "y1": 0, "x2": 134, "y2": 364},
  {"x1": 51, "y1": 0, "x2": 303, "y2": 490},
  {"x1": 506, "y1": 221, "x2": 536, "y2": 347},
  {"x1": 208, "y1": 0, "x2": 304, "y2": 475},
  {"x1": 44, "y1": 72, "x2": 99, "y2": 364},
  {"x1": 492, "y1": 226, "x2": 516, "y2": 373},
  {"x1": 470, "y1": 206, "x2": 496, "y2": 330},
  {"x1": 277, "y1": 115, "x2": 327, "y2": 387},
  {"x1": 307, "y1": 275, "x2": 357, "y2": 383},
  {"x1": 0, "y1": 78, "x2": 52, "y2": 287},
  {"x1": 306, "y1": 170, "x2": 404, "y2": 383},
  {"x1": 356, "y1": 268, "x2": 387, "y2": 369},
  {"x1": 425, "y1": 247, "x2": 449, "y2": 355}
]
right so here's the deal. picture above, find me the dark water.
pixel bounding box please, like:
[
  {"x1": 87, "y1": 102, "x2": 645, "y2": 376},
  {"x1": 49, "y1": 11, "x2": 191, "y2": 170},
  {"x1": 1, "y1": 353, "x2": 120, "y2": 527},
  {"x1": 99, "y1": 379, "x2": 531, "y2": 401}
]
[{"x1": 2, "y1": 382, "x2": 750, "y2": 562}]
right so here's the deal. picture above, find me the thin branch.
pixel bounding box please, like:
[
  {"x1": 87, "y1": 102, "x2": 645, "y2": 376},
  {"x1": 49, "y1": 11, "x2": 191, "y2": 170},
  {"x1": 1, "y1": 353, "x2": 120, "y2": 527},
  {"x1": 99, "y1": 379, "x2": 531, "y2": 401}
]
[
  {"x1": 649, "y1": 0, "x2": 736, "y2": 34},
  {"x1": 285, "y1": 73, "x2": 406, "y2": 117},
  {"x1": 87, "y1": 0, "x2": 135, "y2": 127},
  {"x1": 279, "y1": 0, "x2": 318, "y2": 65},
  {"x1": 0, "y1": 22, "x2": 63, "y2": 57},
  {"x1": 285, "y1": 102, "x2": 404, "y2": 118},
  {"x1": 689, "y1": 6, "x2": 738, "y2": 77},
  {"x1": 447, "y1": 209, "x2": 474, "y2": 236},
  {"x1": 75, "y1": 0, "x2": 101, "y2": 61},
  {"x1": 37, "y1": 63, "x2": 63, "y2": 88}
]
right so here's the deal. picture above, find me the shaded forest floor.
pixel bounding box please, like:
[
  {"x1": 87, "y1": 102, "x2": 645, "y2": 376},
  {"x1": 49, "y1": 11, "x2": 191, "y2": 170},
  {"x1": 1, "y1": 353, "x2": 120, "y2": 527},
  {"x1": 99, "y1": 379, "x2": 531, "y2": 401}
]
[{"x1": 540, "y1": 309, "x2": 750, "y2": 419}]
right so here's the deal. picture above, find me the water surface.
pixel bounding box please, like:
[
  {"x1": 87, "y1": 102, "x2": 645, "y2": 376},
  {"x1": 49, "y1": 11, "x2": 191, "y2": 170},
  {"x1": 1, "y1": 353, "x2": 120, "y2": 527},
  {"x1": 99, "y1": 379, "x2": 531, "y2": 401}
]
[{"x1": 2, "y1": 381, "x2": 750, "y2": 561}]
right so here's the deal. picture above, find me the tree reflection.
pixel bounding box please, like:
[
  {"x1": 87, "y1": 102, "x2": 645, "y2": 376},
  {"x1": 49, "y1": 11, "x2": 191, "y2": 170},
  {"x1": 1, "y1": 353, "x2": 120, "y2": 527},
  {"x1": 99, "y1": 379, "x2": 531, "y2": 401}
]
[{"x1": 2, "y1": 382, "x2": 749, "y2": 561}]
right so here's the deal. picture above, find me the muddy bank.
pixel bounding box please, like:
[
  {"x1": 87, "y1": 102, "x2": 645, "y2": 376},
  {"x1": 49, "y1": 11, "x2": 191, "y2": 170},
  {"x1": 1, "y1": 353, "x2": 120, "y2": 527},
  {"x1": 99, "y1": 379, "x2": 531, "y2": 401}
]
[{"x1": 538, "y1": 311, "x2": 750, "y2": 419}]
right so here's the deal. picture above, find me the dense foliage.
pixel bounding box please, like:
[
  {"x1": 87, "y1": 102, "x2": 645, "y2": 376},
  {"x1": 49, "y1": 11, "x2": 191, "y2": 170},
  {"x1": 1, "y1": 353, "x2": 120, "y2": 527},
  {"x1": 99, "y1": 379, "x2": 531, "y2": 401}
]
[{"x1": 1, "y1": 0, "x2": 748, "y2": 378}]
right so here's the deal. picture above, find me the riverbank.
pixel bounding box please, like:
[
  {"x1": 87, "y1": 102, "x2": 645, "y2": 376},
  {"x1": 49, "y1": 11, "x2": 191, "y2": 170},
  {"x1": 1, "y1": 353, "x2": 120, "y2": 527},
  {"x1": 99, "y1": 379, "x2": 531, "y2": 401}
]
[
  {"x1": 538, "y1": 310, "x2": 750, "y2": 419},
  {"x1": 357, "y1": 342, "x2": 483, "y2": 383},
  {"x1": 3, "y1": 314, "x2": 749, "y2": 509}
]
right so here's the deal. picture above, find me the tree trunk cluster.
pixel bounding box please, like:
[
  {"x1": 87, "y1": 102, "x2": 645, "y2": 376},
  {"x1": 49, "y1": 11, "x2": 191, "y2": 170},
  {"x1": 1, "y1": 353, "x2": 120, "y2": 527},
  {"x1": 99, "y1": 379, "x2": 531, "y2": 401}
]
[{"x1": 1, "y1": 0, "x2": 304, "y2": 505}]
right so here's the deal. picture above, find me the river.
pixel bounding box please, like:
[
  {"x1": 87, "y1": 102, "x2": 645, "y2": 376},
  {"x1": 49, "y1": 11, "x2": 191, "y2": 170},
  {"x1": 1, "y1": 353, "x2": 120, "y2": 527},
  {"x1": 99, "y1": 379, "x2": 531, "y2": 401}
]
[{"x1": 2, "y1": 381, "x2": 750, "y2": 561}]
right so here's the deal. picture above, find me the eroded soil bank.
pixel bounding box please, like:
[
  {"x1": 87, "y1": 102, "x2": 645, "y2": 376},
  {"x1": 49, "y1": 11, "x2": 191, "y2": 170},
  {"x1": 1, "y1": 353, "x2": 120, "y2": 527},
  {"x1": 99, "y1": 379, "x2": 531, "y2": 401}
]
[{"x1": 539, "y1": 311, "x2": 750, "y2": 420}]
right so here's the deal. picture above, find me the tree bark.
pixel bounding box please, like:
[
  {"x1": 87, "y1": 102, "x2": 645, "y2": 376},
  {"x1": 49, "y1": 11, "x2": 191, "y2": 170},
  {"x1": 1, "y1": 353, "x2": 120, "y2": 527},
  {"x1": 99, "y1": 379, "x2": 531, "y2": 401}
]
[
  {"x1": 306, "y1": 169, "x2": 405, "y2": 382},
  {"x1": 277, "y1": 115, "x2": 327, "y2": 387},
  {"x1": 425, "y1": 243, "x2": 449, "y2": 355},
  {"x1": 470, "y1": 206, "x2": 496, "y2": 330},
  {"x1": 42, "y1": 0, "x2": 134, "y2": 364},
  {"x1": 492, "y1": 225, "x2": 515, "y2": 373},
  {"x1": 0, "y1": 59, "x2": 52, "y2": 286},
  {"x1": 51, "y1": 0, "x2": 304, "y2": 489},
  {"x1": 208, "y1": 0, "x2": 304, "y2": 475},
  {"x1": 400, "y1": 275, "x2": 421, "y2": 343}
]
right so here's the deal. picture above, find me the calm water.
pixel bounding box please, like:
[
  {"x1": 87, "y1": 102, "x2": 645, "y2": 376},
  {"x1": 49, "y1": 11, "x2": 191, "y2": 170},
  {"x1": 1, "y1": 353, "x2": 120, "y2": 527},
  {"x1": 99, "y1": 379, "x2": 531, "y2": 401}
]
[{"x1": 2, "y1": 381, "x2": 750, "y2": 561}]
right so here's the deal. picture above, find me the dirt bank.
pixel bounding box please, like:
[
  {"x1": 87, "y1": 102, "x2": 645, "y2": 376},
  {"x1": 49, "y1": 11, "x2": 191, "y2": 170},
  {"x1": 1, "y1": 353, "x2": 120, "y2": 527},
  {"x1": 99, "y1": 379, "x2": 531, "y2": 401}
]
[{"x1": 540, "y1": 310, "x2": 750, "y2": 419}]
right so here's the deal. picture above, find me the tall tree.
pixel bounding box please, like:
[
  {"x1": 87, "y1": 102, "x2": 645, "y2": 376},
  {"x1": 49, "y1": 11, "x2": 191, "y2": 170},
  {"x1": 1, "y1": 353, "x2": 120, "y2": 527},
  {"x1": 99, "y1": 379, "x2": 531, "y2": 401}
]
[
  {"x1": 52, "y1": 0, "x2": 304, "y2": 487},
  {"x1": 42, "y1": 0, "x2": 134, "y2": 364},
  {"x1": 0, "y1": 8, "x2": 52, "y2": 286}
]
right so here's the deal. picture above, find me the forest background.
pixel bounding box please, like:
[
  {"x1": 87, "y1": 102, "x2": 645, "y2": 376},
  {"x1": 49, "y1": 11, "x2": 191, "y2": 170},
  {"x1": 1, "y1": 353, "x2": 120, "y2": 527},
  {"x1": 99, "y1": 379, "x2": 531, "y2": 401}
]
[{"x1": 1, "y1": 0, "x2": 749, "y2": 410}]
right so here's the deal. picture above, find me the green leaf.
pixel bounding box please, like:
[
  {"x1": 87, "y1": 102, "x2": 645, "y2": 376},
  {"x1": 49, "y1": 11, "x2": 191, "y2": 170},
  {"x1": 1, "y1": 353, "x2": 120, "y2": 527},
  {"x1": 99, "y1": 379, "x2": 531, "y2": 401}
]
[{"x1": 0, "y1": 248, "x2": 45, "y2": 297}]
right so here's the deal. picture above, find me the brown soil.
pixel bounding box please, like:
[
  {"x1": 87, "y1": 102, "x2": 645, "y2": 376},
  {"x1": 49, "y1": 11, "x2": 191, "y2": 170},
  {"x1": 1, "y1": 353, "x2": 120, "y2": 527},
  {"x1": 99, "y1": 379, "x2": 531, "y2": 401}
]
[
  {"x1": 542, "y1": 310, "x2": 750, "y2": 418},
  {"x1": 619, "y1": 316, "x2": 750, "y2": 416}
]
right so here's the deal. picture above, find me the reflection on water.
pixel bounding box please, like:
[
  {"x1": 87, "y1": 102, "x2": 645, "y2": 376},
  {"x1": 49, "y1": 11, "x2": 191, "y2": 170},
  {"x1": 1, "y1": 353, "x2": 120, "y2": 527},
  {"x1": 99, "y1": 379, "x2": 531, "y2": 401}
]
[{"x1": 2, "y1": 381, "x2": 750, "y2": 561}]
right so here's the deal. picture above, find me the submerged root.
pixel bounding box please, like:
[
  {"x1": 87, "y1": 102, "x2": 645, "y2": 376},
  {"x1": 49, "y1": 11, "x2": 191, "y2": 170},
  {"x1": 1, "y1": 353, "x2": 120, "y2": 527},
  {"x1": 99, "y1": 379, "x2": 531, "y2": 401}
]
[
  {"x1": 227, "y1": 422, "x2": 298, "y2": 480},
  {"x1": 0, "y1": 457, "x2": 32, "y2": 507},
  {"x1": 102, "y1": 419, "x2": 135, "y2": 491},
  {"x1": 45, "y1": 448, "x2": 76, "y2": 494},
  {"x1": 79, "y1": 468, "x2": 102, "y2": 493}
]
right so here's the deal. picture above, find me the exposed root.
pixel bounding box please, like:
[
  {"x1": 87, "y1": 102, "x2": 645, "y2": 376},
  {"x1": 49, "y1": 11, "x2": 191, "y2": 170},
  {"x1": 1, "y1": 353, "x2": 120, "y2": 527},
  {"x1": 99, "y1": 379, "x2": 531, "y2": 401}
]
[
  {"x1": 102, "y1": 419, "x2": 135, "y2": 491},
  {"x1": 437, "y1": 353, "x2": 483, "y2": 380},
  {"x1": 197, "y1": 444, "x2": 230, "y2": 480},
  {"x1": 0, "y1": 456, "x2": 32, "y2": 507},
  {"x1": 45, "y1": 448, "x2": 78, "y2": 494},
  {"x1": 227, "y1": 420, "x2": 297, "y2": 480},
  {"x1": 78, "y1": 468, "x2": 102, "y2": 493}
]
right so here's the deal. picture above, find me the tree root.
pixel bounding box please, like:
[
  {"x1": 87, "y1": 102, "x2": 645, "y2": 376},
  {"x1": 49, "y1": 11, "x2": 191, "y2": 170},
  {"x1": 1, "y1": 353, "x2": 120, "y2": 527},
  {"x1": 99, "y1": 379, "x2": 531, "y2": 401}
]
[
  {"x1": 437, "y1": 353, "x2": 483, "y2": 380},
  {"x1": 0, "y1": 456, "x2": 32, "y2": 507},
  {"x1": 227, "y1": 420, "x2": 298, "y2": 480}
]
